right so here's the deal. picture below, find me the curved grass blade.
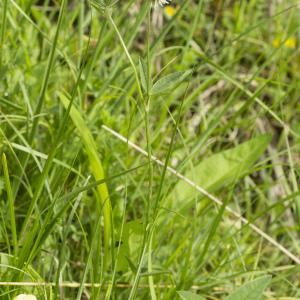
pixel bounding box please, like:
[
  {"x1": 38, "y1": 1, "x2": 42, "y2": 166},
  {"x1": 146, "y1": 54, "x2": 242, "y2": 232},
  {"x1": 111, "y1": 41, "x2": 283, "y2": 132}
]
[{"x1": 59, "y1": 93, "x2": 112, "y2": 261}]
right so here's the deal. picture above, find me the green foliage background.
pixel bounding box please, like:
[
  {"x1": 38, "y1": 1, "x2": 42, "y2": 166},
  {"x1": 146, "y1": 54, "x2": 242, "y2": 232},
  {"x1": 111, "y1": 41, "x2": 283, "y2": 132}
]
[{"x1": 0, "y1": 0, "x2": 300, "y2": 299}]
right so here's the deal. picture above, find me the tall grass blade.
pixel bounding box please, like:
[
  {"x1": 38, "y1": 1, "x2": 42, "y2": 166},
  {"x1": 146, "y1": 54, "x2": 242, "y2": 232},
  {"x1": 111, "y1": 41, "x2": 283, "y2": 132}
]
[
  {"x1": 1, "y1": 153, "x2": 18, "y2": 255},
  {"x1": 59, "y1": 93, "x2": 112, "y2": 262}
]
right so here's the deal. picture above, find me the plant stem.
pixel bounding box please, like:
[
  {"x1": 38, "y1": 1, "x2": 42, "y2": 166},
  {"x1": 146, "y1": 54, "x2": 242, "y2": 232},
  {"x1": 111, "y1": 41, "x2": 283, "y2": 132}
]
[{"x1": 2, "y1": 153, "x2": 18, "y2": 256}]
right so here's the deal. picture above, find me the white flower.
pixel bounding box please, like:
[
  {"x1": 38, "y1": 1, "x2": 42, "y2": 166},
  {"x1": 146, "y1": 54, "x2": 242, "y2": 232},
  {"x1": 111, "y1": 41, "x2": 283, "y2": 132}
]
[
  {"x1": 158, "y1": 0, "x2": 172, "y2": 6},
  {"x1": 13, "y1": 295, "x2": 37, "y2": 300}
]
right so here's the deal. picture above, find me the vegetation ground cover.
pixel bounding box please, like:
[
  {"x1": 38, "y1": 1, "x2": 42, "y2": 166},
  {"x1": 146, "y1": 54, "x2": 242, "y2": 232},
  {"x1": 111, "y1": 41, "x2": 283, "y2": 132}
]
[{"x1": 0, "y1": 0, "x2": 300, "y2": 299}]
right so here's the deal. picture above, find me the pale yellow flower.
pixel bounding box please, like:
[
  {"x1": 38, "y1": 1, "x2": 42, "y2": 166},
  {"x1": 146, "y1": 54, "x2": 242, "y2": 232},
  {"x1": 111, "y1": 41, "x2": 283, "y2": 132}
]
[
  {"x1": 13, "y1": 294, "x2": 37, "y2": 300},
  {"x1": 272, "y1": 37, "x2": 280, "y2": 48}
]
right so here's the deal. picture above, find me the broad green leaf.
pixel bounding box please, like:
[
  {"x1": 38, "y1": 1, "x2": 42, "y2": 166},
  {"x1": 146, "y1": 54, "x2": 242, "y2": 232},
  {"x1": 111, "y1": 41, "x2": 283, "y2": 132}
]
[
  {"x1": 59, "y1": 93, "x2": 112, "y2": 254},
  {"x1": 116, "y1": 219, "x2": 143, "y2": 272},
  {"x1": 225, "y1": 276, "x2": 271, "y2": 300},
  {"x1": 177, "y1": 291, "x2": 205, "y2": 300},
  {"x1": 172, "y1": 135, "x2": 271, "y2": 208},
  {"x1": 150, "y1": 70, "x2": 192, "y2": 95}
]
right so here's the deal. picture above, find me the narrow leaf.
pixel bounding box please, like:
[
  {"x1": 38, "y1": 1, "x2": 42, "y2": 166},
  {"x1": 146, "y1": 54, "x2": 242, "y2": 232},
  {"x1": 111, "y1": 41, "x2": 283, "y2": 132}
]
[
  {"x1": 59, "y1": 93, "x2": 112, "y2": 256},
  {"x1": 139, "y1": 57, "x2": 149, "y2": 93},
  {"x1": 2, "y1": 153, "x2": 18, "y2": 254}
]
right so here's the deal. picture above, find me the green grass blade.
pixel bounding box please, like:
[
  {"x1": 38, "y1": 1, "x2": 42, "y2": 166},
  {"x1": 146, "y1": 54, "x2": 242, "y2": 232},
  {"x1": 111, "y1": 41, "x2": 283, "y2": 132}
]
[
  {"x1": 1, "y1": 153, "x2": 17, "y2": 255},
  {"x1": 0, "y1": 0, "x2": 8, "y2": 68},
  {"x1": 59, "y1": 93, "x2": 112, "y2": 262}
]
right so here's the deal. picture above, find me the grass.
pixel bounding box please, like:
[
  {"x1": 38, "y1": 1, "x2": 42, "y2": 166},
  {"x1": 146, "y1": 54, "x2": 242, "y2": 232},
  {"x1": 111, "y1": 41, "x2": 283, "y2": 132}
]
[{"x1": 0, "y1": 0, "x2": 300, "y2": 299}]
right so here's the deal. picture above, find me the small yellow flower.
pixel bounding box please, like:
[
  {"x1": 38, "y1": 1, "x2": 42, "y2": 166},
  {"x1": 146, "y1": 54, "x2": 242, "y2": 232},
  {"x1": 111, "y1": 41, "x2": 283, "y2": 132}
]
[
  {"x1": 284, "y1": 37, "x2": 296, "y2": 49},
  {"x1": 272, "y1": 37, "x2": 280, "y2": 48},
  {"x1": 164, "y1": 5, "x2": 178, "y2": 18},
  {"x1": 272, "y1": 36, "x2": 297, "y2": 49}
]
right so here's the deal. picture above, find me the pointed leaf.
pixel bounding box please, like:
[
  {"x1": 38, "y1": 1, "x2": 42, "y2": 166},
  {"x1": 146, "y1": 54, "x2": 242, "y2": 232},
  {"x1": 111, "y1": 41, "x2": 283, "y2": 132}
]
[
  {"x1": 172, "y1": 135, "x2": 271, "y2": 208},
  {"x1": 177, "y1": 291, "x2": 205, "y2": 300},
  {"x1": 150, "y1": 70, "x2": 192, "y2": 95},
  {"x1": 225, "y1": 276, "x2": 272, "y2": 300},
  {"x1": 59, "y1": 93, "x2": 112, "y2": 252},
  {"x1": 116, "y1": 219, "x2": 143, "y2": 272},
  {"x1": 139, "y1": 57, "x2": 150, "y2": 93}
]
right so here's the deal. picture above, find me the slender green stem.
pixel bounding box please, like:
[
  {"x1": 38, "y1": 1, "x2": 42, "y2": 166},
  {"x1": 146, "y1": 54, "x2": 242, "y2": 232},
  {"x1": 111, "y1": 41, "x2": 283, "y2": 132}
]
[
  {"x1": 145, "y1": 7, "x2": 156, "y2": 299},
  {"x1": 2, "y1": 153, "x2": 18, "y2": 256},
  {"x1": 11, "y1": 0, "x2": 68, "y2": 204},
  {"x1": 106, "y1": 8, "x2": 155, "y2": 297},
  {"x1": 29, "y1": 0, "x2": 67, "y2": 143},
  {"x1": 105, "y1": 10, "x2": 144, "y2": 101},
  {"x1": 0, "y1": 0, "x2": 8, "y2": 68},
  {"x1": 182, "y1": 0, "x2": 204, "y2": 61},
  {"x1": 284, "y1": 128, "x2": 300, "y2": 225},
  {"x1": 78, "y1": 0, "x2": 85, "y2": 70},
  {"x1": 80, "y1": 19, "x2": 107, "y2": 98},
  {"x1": 19, "y1": 0, "x2": 68, "y2": 240},
  {"x1": 148, "y1": 227, "x2": 156, "y2": 300}
]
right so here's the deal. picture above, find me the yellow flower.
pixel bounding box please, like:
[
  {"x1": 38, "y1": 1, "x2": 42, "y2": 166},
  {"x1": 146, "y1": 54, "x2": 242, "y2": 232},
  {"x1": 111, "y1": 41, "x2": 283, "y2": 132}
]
[
  {"x1": 164, "y1": 5, "x2": 177, "y2": 18},
  {"x1": 272, "y1": 37, "x2": 280, "y2": 48},
  {"x1": 272, "y1": 37, "x2": 297, "y2": 49},
  {"x1": 284, "y1": 37, "x2": 296, "y2": 49}
]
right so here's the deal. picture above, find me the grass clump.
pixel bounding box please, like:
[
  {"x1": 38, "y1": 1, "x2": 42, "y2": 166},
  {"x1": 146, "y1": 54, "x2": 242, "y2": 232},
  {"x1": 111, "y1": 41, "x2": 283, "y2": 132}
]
[{"x1": 0, "y1": 0, "x2": 300, "y2": 299}]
